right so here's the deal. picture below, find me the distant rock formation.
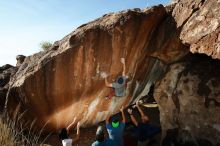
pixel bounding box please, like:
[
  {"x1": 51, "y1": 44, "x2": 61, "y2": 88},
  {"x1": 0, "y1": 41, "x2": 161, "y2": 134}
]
[
  {"x1": 0, "y1": 54, "x2": 25, "y2": 112},
  {"x1": 2, "y1": 0, "x2": 220, "y2": 145},
  {"x1": 7, "y1": 5, "x2": 182, "y2": 131},
  {"x1": 0, "y1": 64, "x2": 17, "y2": 112},
  {"x1": 16, "y1": 55, "x2": 26, "y2": 67}
]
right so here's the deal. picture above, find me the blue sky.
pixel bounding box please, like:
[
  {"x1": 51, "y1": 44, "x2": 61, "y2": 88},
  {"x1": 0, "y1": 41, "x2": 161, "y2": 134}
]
[{"x1": 0, "y1": 0, "x2": 170, "y2": 66}]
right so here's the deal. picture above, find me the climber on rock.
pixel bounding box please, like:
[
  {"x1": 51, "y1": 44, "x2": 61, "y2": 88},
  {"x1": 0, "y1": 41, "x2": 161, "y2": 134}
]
[
  {"x1": 127, "y1": 101, "x2": 161, "y2": 146},
  {"x1": 102, "y1": 58, "x2": 129, "y2": 99},
  {"x1": 92, "y1": 125, "x2": 116, "y2": 146},
  {"x1": 106, "y1": 106, "x2": 126, "y2": 146},
  {"x1": 59, "y1": 117, "x2": 81, "y2": 146}
]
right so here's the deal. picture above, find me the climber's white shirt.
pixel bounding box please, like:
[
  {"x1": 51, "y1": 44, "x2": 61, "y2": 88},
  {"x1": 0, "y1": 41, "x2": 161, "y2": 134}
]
[{"x1": 62, "y1": 139, "x2": 72, "y2": 146}]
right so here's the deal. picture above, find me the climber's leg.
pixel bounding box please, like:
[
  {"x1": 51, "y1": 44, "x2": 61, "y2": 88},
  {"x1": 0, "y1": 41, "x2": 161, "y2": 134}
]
[{"x1": 106, "y1": 88, "x2": 115, "y2": 99}]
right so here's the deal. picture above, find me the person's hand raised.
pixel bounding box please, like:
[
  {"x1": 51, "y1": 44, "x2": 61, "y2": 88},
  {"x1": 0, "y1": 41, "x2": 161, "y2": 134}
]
[
  {"x1": 77, "y1": 121, "x2": 81, "y2": 129},
  {"x1": 136, "y1": 100, "x2": 140, "y2": 107},
  {"x1": 120, "y1": 58, "x2": 125, "y2": 64},
  {"x1": 127, "y1": 108, "x2": 132, "y2": 114},
  {"x1": 120, "y1": 106, "x2": 124, "y2": 112}
]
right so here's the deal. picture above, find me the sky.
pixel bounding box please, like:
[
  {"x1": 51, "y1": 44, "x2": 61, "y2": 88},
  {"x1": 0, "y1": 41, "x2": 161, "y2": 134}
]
[{"x1": 0, "y1": 0, "x2": 170, "y2": 66}]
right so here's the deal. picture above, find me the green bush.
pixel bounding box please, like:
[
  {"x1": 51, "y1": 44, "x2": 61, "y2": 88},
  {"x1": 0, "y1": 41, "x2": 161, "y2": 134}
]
[{"x1": 40, "y1": 41, "x2": 53, "y2": 51}]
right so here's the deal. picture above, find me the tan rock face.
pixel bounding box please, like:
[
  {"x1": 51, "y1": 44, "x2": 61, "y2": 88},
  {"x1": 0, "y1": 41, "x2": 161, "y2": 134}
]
[
  {"x1": 6, "y1": 5, "x2": 187, "y2": 131},
  {"x1": 173, "y1": 0, "x2": 220, "y2": 59},
  {"x1": 172, "y1": 0, "x2": 203, "y2": 28}
]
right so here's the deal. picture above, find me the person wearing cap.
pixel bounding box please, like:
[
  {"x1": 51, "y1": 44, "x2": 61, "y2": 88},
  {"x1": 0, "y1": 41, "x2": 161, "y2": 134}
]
[
  {"x1": 91, "y1": 126, "x2": 116, "y2": 146},
  {"x1": 128, "y1": 101, "x2": 161, "y2": 146},
  {"x1": 59, "y1": 117, "x2": 81, "y2": 146},
  {"x1": 103, "y1": 58, "x2": 129, "y2": 99},
  {"x1": 105, "y1": 106, "x2": 126, "y2": 146}
]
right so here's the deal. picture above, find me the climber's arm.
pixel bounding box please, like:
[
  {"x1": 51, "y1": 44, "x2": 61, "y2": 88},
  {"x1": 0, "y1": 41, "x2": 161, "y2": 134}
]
[
  {"x1": 121, "y1": 58, "x2": 126, "y2": 76},
  {"x1": 122, "y1": 62, "x2": 126, "y2": 76},
  {"x1": 105, "y1": 77, "x2": 113, "y2": 87}
]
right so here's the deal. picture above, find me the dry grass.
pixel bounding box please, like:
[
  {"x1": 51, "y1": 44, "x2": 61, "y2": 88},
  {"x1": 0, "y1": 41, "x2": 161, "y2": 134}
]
[
  {"x1": 0, "y1": 111, "x2": 51, "y2": 146},
  {"x1": 0, "y1": 117, "x2": 16, "y2": 146}
]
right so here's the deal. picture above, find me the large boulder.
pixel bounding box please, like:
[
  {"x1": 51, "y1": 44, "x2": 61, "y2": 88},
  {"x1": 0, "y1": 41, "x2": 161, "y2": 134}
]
[
  {"x1": 3, "y1": 0, "x2": 220, "y2": 145},
  {"x1": 0, "y1": 64, "x2": 17, "y2": 112},
  {"x1": 6, "y1": 5, "x2": 187, "y2": 131}
]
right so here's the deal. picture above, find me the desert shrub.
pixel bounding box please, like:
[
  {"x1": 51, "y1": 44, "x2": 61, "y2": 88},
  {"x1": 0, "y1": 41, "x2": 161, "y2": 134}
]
[
  {"x1": 0, "y1": 111, "x2": 50, "y2": 146},
  {"x1": 40, "y1": 41, "x2": 53, "y2": 51},
  {"x1": 0, "y1": 117, "x2": 15, "y2": 145}
]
